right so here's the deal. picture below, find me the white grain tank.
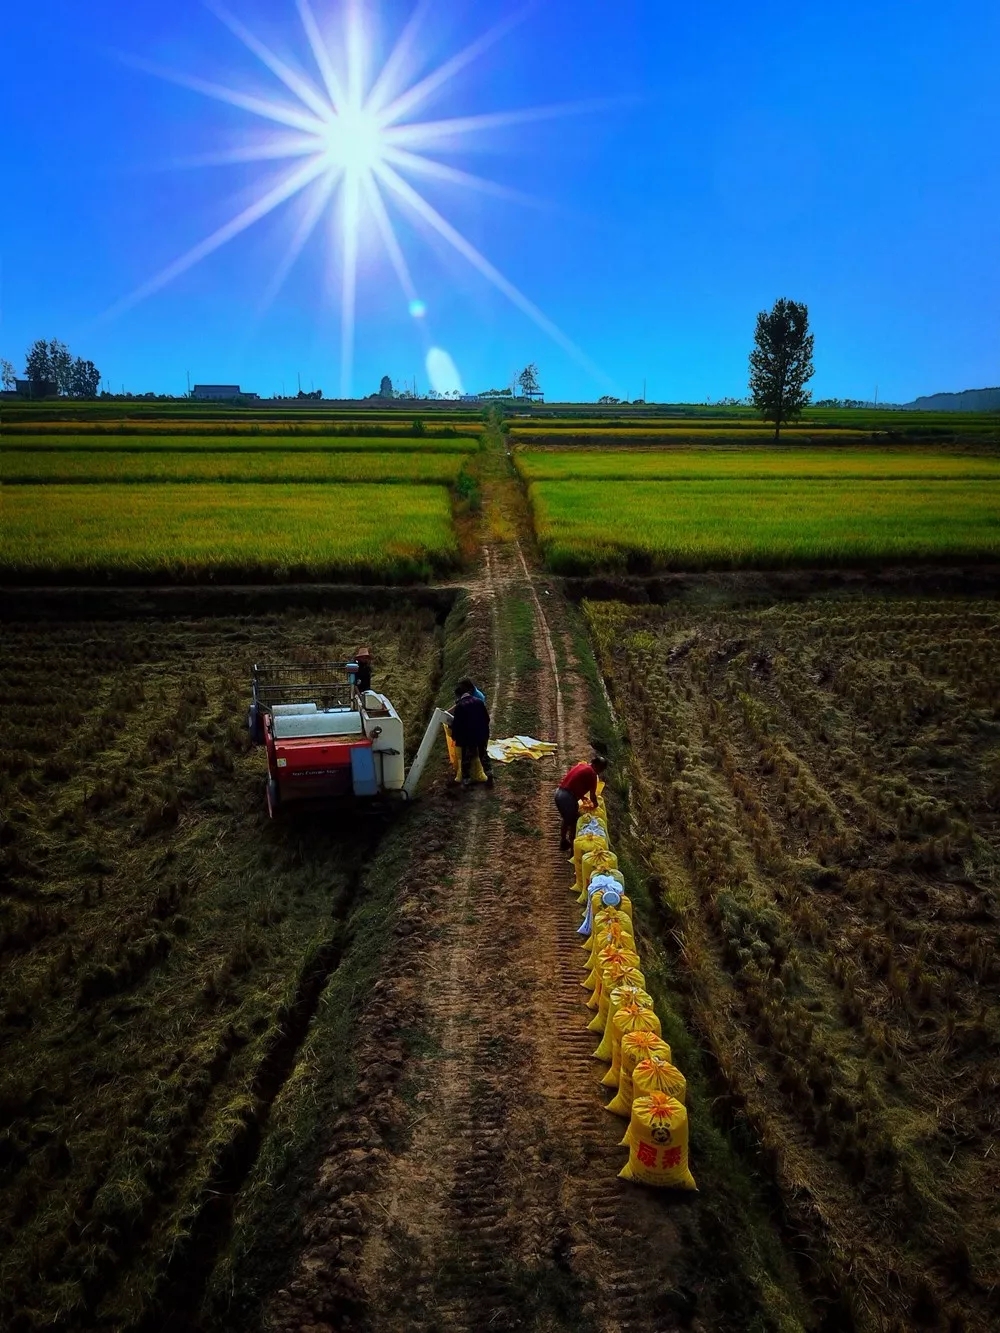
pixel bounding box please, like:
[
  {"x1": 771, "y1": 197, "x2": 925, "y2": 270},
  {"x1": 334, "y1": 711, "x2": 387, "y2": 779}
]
[{"x1": 362, "y1": 691, "x2": 405, "y2": 791}]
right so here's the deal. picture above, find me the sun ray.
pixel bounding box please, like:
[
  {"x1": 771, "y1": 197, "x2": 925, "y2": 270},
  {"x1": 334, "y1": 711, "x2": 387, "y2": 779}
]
[
  {"x1": 362, "y1": 0, "x2": 434, "y2": 118},
  {"x1": 103, "y1": 155, "x2": 329, "y2": 320},
  {"x1": 116, "y1": 51, "x2": 324, "y2": 133},
  {"x1": 381, "y1": 145, "x2": 539, "y2": 207},
  {"x1": 384, "y1": 99, "x2": 621, "y2": 149},
  {"x1": 374, "y1": 159, "x2": 610, "y2": 384},
  {"x1": 339, "y1": 169, "x2": 361, "y2": 396},
  {"x1": 362, "y1": 172, "x2": 418, "y2": 302},
  {"x1": 259, "y1": 169, "x2": 341, "y2": 313},
  {"x1": 164, "y1": 136, "x2": 322, "y2": 170},
  {"x1": 345, "y1": 0, "x2": 366, "y2": 110},
  {"x1": 204, "y1": 0, "x2": 335, "y2": 123},
  {"x1": 374, "y1": 6, "x2": 530, "y2": 129},
  {"x1": 295, "y1": 0, "x2": 347, "y2": 109}
]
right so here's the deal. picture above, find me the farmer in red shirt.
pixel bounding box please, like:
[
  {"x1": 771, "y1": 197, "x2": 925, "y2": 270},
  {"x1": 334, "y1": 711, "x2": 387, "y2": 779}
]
[{"x1": 555, "y1": 756, "x2": 608, "y2": 850}]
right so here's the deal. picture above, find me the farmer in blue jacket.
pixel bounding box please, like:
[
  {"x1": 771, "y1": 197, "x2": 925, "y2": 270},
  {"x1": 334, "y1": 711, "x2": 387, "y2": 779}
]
[
  {"x1": 451, "y1": 681, "x2": 494, "y2": 789},
  {"x1": 455, "y1": 676, "x2": 486, "y2": 705}
]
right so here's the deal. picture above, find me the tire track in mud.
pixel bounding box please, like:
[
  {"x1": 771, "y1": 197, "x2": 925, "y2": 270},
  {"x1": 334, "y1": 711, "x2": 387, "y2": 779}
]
[
  {"x1": 507, "y1": 578, "x2": 687, "y2": 1333},
  {"x1": 357, "y1": 544, "x2": 530, "y2": 1331}
]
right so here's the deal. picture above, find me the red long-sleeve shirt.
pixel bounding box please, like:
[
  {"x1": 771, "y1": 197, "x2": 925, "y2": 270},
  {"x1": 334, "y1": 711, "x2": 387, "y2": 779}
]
[{"x1": 559, "y1": 762, "x2": 599, "y2": 803}]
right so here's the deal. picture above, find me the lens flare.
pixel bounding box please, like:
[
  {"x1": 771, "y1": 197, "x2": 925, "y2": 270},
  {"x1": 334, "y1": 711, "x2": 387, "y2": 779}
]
[
  {"x1": 108, "y1": 1, "x2": 613, "y2": 395},
  {"x1": 426, "y1": 347, "x2": 463, "y2": 396}
]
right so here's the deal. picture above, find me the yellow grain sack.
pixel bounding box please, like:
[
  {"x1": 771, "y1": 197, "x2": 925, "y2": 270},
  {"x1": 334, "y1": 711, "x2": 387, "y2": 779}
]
[
  {"x1": 576, "y1": 810, "x2": 608, "y2": 836},
  {"x1": 592, "y1": 982, "x2": 654, "y2": 1060},
  {"x1": 632, "y1": 1055, "x2": 687, "y2": 1106},
  {"x1": 584, "y1": 943, "x2": 640, "y2": 997},
  {"x1": 443, "y1": 724, "x2": 487, "y2": 783},
  {"x1": 592, "y1": 903, "x2": 633, "y2": 936},
  {"x1": 587, "y1": 963, "x2": 645, "y2": 1036},
  {"x1": 583, "y1": 919, "x2": 634, "y2": 974},
  {"x1": 583, "y1": 848, "x2": 618, "y2": 882},
  {"x1": 582, "y1": 911, "x2": 634, "y2": 967},
  {"x1": 601, "y1": 1004, "x2": 662, "y2": 1088},
  {"x1": 573, "y1": 829, "x2": 609, "y2": 893},
  {"x1": 620, "y1": 1093, "x2": 696, "y2": 1190},
  {"x1": 607, "y1": 1033, "x2": 673, "y2": 1118}
]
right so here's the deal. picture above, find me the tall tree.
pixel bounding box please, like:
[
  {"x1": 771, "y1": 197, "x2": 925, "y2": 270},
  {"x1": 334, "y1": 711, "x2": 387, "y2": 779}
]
[
  {"x1": 0, "y1": 358, "x2": 15, "y2": 390},
  {"x1": 48, "y1": 339, "x2": 73, "y2": 395},
  {"x1": 70, "y1": 358, "x2": 101, "y2": 398},
  {"x1": 378, "y1": 375, "x2": 394, "y2": 398},
  {"x1": 25, "y1": 339, "x2": 53, "y2": 386},
  {"x1": 518, "y1": 363, "x2": 540, "y2": 398},
  {"x1": 748, "y1": 298, "x2": 815, "y2": 441}
]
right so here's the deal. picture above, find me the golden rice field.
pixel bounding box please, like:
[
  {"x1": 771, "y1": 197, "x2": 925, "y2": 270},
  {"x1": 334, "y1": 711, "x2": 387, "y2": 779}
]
[
  {"x1": 3, "y1": 421, "x2": 482, "y2": 437},
  {"x1": 512, "y1": 425, "x2": 874, "y2": 440},
  {"x1": 4, "y1": 431, "x2": 477, "y2": 451},
  {"x1": 530, "y1": 479, "x2": 1000, "y2": 572},
  {"x1": 0, "y1": 449, "x2": 466, "y2": 485},
  {"x1": 517, "y1": 448, "x2": 1000, "y2": 482},
  {"x1": 0, "y1": 484, "x2": 458, "y2": 582}
]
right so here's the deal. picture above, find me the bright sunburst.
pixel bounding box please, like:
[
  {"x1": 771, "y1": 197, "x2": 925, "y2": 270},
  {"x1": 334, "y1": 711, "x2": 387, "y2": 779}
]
[{"x1": 110, "y1": 0, "x2": 607, "y2": 395}]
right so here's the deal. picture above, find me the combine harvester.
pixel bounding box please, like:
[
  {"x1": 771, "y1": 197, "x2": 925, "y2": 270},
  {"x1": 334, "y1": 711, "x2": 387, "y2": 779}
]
[{"x1": 247, "y1": 659, "x2": 452, "y2": 817}]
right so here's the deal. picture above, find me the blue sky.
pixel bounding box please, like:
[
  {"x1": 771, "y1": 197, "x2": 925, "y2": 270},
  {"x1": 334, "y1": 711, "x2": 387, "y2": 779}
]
[{"x1": 2, "y1": 0, "x2": 997, "y2": 402}]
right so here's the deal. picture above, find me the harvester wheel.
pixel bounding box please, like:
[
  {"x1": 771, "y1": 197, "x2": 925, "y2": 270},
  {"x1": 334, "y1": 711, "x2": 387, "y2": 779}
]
[
  {"x1": 266, "y1": 778, "x2": 280, "y2": 819},
  {"x1": 247, "y1": 704, "x2": 263, "y2": 745}
]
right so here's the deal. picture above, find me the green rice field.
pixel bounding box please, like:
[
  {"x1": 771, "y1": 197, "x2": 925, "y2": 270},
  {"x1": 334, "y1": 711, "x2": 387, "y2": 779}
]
[
  {"x1": 0, "y1": 484, "x2": 458, "y2": 582},
  {"x1": 1, "y1": 449, "x2": 466, "y2": 485},
  {"x1": 530, "y1": 478, "x2": 1000, "y2": 572},
  {"x1": 517, "y1": 448, "x2": 1000, "y2": 481}
]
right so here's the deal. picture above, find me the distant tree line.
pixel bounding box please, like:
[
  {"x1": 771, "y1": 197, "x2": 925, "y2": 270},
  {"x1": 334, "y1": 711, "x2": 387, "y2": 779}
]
[{"x1": 1, "y1": 339, "x2": 102, "y2": 398}]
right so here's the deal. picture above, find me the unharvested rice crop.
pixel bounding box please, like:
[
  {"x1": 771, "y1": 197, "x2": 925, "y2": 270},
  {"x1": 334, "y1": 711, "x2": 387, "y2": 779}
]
[
  {"x1": 4, "y1": 431, "x2": 477, "y2": 452},
  {"x1": 1, "y1": 449, "x2": 465, "y2": 485},
  {"x1": 0, "y1": 483, "x2": 458, "y2": 582},
  {"x1": 517, "y1": 448, "x2": 1000, "y2": 482},
  {"x1": 531, "y1": 479, "x2": 1000, "y2": 572},
  {"x1": 512, "y1": 425, "x2": 873, "y2": 441}
]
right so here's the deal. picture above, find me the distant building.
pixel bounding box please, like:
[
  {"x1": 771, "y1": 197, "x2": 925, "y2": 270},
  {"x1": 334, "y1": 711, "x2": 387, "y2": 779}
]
[{"x1": 192, "y1": 383, "x2": 259, "y2": 401}]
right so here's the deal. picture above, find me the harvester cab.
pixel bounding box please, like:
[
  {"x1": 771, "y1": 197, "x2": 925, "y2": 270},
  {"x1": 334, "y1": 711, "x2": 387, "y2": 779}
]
[{"x1": 247, "y1": 660, "x2": 451, "y2": 817}]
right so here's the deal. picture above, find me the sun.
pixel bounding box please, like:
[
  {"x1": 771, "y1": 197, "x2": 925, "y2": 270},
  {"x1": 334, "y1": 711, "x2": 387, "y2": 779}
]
[
  {"x1": 321, "y1": 104, "x2": 384, "y2": 177},
  {"x1": 109, "y1": 0, "x2": 609, "y2": 396}
]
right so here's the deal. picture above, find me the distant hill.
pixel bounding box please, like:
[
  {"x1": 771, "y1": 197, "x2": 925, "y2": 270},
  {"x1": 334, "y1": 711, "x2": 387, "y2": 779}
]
[{"x1": 905, "y1": 387, "x2": 1000, "y2": 412}]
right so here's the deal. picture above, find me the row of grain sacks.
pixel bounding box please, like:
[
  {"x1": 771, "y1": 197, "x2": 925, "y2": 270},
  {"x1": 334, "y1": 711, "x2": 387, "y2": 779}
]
[{"x1": 572, "y1": 790, "x2": 696, "y2": 1189}]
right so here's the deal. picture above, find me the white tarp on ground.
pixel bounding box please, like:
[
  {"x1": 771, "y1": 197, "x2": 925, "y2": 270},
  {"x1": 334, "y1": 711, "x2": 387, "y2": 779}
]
[{"x1": 487, "y1": 735, "x2": 558, "y2": 764}]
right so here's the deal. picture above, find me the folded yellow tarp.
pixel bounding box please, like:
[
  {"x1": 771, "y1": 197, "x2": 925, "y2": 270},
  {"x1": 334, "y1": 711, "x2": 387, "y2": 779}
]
[{"x1": 486, "y1": 736, "x2": 557, "y2": 764}]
